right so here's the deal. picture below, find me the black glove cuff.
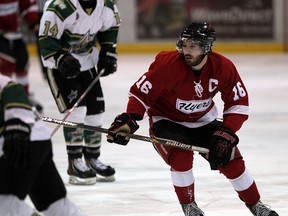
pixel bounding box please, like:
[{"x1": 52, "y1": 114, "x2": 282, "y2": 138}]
[
  {"x1": 114, "y1": 113, "x2": 139, "y2": 132},
  {"x1": 5, "y1": 119, "x2": 31, "y2": 134},
  {"x1": 54, "y1": 50, "x2": 67, "y2": 66},
  {"x1": 56, "y1": 54, "x2": 81, "y2": 79},
  {"x1": 56, "y1": 53, "x2": 70, "y2": 68},
  {"x1": 208, "y1": 128, "x2": 239, "y2": 169},
  {"x1": 212, "y1": 129, "x2": 239, "y2": 145},
  {"x1": 129, "y1": 113, "x2": 143, "y2": 121},
  {"x1": 99, "y1": 46, "x2": 117, "y2": 59}
]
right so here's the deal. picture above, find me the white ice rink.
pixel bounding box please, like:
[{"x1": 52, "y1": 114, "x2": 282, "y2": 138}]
[{"x1": 28, "y1": 53, "x2": 288, "y2": 216}]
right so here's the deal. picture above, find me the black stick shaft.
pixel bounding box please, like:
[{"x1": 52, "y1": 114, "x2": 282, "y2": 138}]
[{"x1": 42, "y1": 116, "x2": 209, "y2": 153}]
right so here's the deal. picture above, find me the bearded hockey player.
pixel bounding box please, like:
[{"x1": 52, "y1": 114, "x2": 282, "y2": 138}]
[
  {"x1": 107, "y1": 21, "x2": 279, "y2": 216},
  {"x1": 38, "y1": 0, "x2": 121, "y2": 185}
]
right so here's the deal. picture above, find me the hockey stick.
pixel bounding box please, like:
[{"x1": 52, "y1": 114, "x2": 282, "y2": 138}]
[
  {"x1": 51, "y1": 69, "x2": 104, "y2": 136},
  {"x1": 42, "y1": 116, "x2": 209, "y2": 153}
]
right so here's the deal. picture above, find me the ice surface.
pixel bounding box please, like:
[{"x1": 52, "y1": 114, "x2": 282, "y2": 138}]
[{"x1": 28, "y1": 53, "x2": 288, "y2": 215}]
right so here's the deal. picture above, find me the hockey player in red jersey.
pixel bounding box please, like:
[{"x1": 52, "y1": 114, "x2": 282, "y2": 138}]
[
  {"x1": 0, "y1": 0, "x2": 43, "y2": 113},
  {"x1": 107, "y1": 21, "x2": 279, "y2": 216}
]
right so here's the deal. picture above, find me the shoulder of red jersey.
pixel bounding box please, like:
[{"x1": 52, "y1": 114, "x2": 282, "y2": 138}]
[
  {"x1": 208, "y1": 52, "x2": 236, "y2": 69},
  {"x1": 207, "y1": 51, "x2": 239, "y2": 79},
  {"x1": 147, "y1": 50, "x2": 186, "y2": 83},
  {"x1": 154, "y1": 50, "x2": 182, "y2": 64},
  {"x1": 150, "y1": 50, "x2": 184, "y2": 74}
]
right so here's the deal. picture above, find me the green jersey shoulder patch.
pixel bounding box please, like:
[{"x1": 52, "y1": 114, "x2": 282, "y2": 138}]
[
  {"x1": 104, "y1": 0, "x2": 115, "y2": 11},
  {"x1": 47, "y1": 0, "x2": 76, "y2": 21}
]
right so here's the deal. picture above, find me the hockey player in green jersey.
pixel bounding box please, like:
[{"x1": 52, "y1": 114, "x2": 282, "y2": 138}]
[
  {"x1": 38, "y1": 0, "x2": 121, "y2": 185},
  {"x1": 0, "y1": 74, "x2": 87, "y2": 215}
]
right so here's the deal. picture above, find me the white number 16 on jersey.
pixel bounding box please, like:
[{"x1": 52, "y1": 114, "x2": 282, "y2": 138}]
[
  {"x1": 232, "y1": 81, "x2": 246, "y2": 101},
  {"x1": 136, "y1": 75, "x2": 152, "y2": 94}
]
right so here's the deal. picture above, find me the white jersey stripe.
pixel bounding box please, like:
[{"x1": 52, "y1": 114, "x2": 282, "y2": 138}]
[{"x1": 223, "y1": 105, "x2": 249, "y2": 116}]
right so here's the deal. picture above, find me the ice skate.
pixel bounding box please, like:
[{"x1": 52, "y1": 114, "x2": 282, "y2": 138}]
[
  {"x1": 246, "y1": 200, "x2": 279, "y2": 216},
  {"x1": 181, "y1": 201, "x2": 204, "y2": 216},
  {"x1": 86, "y1": 158, "x2": 115, "y2": 182},
  {"x1": 67, "y1": 158, "x2": 96, "y2": 185}
]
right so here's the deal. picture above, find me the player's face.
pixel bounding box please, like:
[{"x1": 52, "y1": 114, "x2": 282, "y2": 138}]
[{"x1": 181, "y1": 40, "x2": 204, "y2": 66}]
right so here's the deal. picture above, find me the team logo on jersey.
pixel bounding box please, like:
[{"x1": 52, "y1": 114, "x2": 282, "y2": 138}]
[
  {"x1": 69, "y1": 30, "x2": 96, "y2": 54},
  {"x1": 176, "y1": 98, "x2": 212, "y2": 114},
  {"x1": 194, "y1": 80, "x2": 203, "y2": 97},
  {"x1": 68, "y1": 89, "x2": 78, "y2": 103}
]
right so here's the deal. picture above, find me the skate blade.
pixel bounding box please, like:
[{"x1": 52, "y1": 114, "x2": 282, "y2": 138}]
[
  {"x1": 68, "y1": 176, "x2": 96, "y2": 185},
  {"x1": 96, "y1": 175, "x2": 116, "y2": 182}
]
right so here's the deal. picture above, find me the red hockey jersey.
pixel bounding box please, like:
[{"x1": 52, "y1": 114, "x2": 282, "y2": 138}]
[
  {"x1": 127, "y1": 51, "x2": 249, "y2": 132},
  {"x1": 0, "y1": 0, "x2": 39, "y2": 33}
]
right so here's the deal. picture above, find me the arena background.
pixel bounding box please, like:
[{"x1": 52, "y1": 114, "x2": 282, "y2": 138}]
[{"x1": 25, "y1": 0, "x2": 288, "y2": 55}]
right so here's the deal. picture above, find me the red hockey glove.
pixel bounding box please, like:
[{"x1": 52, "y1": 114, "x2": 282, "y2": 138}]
[
  {"x1": 3, "y1": 119, "x2": 31, "y2": 169},
  {"x1": 57, "y1": 54, "x2": 81, "y2": 79},
  {"x1": 107, "y1": 113, "x2": 139, "y2": 145},
  {"x1": 97, "y1": 46, "x2": 117, "y2": 77},
  {"x1": 208, "y1": 128, "x2": 239, "y2": 169}
]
